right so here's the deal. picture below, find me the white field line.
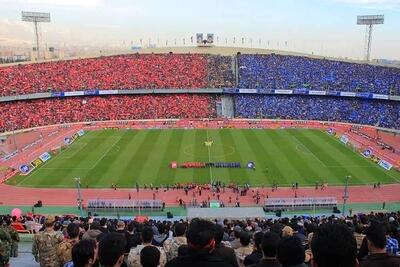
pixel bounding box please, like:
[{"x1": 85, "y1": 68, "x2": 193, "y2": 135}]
[
  {"x1": 291, "y1": 135, "x2": 327, "y2": 167},
  {"x1": 87, "y1": 134, "x2": 124, "y2": 170},
  {"x1": 58, "y1": 143, "x2": 87, "y2": 159},
  {"x1": 16, "y1": 137, "x2": 83, "y2": 186},
  {"x1": 325, "y1": 133, "x2": 400, "y2": 184}
]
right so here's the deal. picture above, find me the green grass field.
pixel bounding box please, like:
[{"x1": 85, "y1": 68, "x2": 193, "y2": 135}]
[{"x1": 7, "y1": 128, "x2": 400, "y2": 188}]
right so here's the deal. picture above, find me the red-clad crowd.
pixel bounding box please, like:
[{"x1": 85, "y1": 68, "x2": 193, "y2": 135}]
[
  {"x1": 0, "y1": 54, "x2": 208, "y2": 96},
  {"x1": 0, "y1": 95, "x2": 216, "y2": 132}
]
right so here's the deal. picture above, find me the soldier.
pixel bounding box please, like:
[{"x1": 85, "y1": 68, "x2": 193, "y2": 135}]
[
  {"x1": 57, "y1": 222, "x2": 80, "y2": 266},
  {"x1": 5, "y1": 218, "x2": 19, "y2": 258},
  {"x1": 0, "y1": 217, "x2": 11, "y2": 267},
  {"x1": 163, "y1": 223, "x2": 187, "y2": 262},
  {"x1": 32, "y1": 215, "x2": 64, "y2": 267}
]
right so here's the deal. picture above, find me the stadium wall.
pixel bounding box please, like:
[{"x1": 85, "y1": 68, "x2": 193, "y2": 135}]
[{"x1": 1, "y1": 89, "x2": 399, "y2": 103}]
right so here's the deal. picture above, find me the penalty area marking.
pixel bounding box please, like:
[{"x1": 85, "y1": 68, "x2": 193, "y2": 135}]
[
  {"x1": 18, "y1": 134, "x2": 124, "y2": 186},
  {"x1": 58, "y1": 142, "x2": 88, "y2": 159}
]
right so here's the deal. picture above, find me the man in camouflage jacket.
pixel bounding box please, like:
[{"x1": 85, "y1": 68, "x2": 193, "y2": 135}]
[
  {"x1": 32, "y1": 216, "x2": 64, "y2": 267},
  {"x1": 0, "y1": 218, "x2": 11, "y2": 267}
]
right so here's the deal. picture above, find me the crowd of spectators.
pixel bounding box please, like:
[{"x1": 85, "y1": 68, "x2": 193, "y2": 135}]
[
  {"x1": 0, "y1": 54, "x2": 236, "y2": 96},
  {"x1": 238, "y1": 54, "x2": 400, "y2": 95},
  {"x1": 207, "y1": 55, "x2": 236, "y2": 88},
  {"x1": 0, "y1": 95, "x2": 216, "y2": 132},
  {"x1": 235, "y1": 95, "x2": 400, "y2": 130},
  {"x1": 2, "y1": 210, "x2": 400, "y2": 267},
  {"x1": 4, "y1": 53, "x2": 400, "y2": 96}
]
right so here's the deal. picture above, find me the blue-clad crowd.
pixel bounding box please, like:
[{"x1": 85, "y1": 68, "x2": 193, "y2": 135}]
[
  {"x1": 238, "y1": 54, "x2": 400, "y2": 95},
  {"x1": 234, "y1": 95, "x2": 400, "y2": 130}
]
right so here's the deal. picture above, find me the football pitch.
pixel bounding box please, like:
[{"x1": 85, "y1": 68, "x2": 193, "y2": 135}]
[{"x1": 8, "y1": 128, "x2": 400, "y2": 188}]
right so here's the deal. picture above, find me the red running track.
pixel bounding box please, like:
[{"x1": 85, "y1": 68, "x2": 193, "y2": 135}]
[{"x1": 1, "y1": 183, "x2": 399, "y2": 207}]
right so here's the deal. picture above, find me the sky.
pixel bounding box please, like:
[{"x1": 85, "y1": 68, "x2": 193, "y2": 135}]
[{"x1": 0, "y1": 0, "x2": 399, "y2": 59}]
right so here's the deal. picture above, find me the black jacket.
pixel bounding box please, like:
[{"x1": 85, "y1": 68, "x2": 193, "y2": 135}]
[
  {"x1": 212, "y1": 243, "x2": 240, "y2": 267},
  {"x1": 165, "y1": 253, "x2": 235, "y2": 267},
  {"x1": 244, "y1": 250, "x2": 263, "y2": 266},
  {"x1": 249, "y1": 258, "x2": 282, "y2": 267},
  {"x1": 360, "y1": 253, "x2": 400, "y2": 267}
]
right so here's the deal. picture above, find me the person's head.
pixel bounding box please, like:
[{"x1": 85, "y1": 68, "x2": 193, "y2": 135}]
[
  {"x1": 214, "y1": 224, "x2": 225, "y2": 244},
  {"x1": 365, "y1": 222, "x2": 387, "y2": 253},
  {"x1": 45, "y1": 215, "x2": 56, "y2": 228},
  {"x1": 186, "y1": 218, "x2": 216, "y2": 253},
  {"x1": 117, "y1": 221, "x2": 125, "y2": 230},
  {"x1": 98, "y1": 232, "x2": 126, "y2": 267},
  {"x1": 100, "y1": 218, "x2": 107, "y2": 228},
  {"x1": 311, "y1": 223, "x2": 358, "y2": 267},
  {"x1": 254, "y1": 231, "x2": 264, "y2": 251},
  {"x1": 234, "y1": 226, "x2": 242, "y2": 239},
  {"x1": 261, "y1": 232, "x2": 280, "y2": 258},
  {"x1": 127, "y1": 221, "x2": 135, "y2": 233},
  {"x1": 90, "y1": 221, "x2": 101, "y2": 230},
  {"x1": 175, "y1": 222, "x2": 187, "y2": 237},
  {"x1": 140, "y1": 246, "x2": 160, "y2": 267},
  {"x1": 278, "y1": 236, "x2": 305, "y2": 267},
  {"x1": 72, "y1": 239, "x2": 98, "y2": 267},
  {"x1": 67, "y1": 223, "x2": 80, "y2": 239},
  {"x1": 4, "y1": 216, "x2": 12, "y2": 226},
  {"x1": 240, "y1": 231, "x2": 251, "y2": 247},
  {"x1": 282, "y1": 226, "x2": 293, "y2": 237},
  {"x1": 142, "y1": 226, "x2": 154, "y2": 244}
]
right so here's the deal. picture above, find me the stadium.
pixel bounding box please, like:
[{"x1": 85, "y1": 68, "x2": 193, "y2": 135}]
[{"x1": 1, "y1": 1, "x2": 400, "y2": 267}]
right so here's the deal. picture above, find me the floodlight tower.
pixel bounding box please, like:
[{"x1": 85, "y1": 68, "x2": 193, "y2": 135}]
[
  {"x1": 21, "y1": 11, "x2": 51, "y2": 60},
  {"x1": 357, "y1": 15, "x2": 384, "y2": 61}
]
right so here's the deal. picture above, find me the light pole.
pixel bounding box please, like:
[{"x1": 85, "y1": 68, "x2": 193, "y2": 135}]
[
  {"x1": 342, "y1": 175, "x2": 350, "y2": 216},
  {"x1": 75, "y1": 177, "x2": 83, "y2": 217}
]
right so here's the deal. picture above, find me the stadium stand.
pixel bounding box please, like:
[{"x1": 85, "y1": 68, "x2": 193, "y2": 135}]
[
  {"x1": 234, "y1": 95, "x2": 400, "y2": 130},
  {"x1": 238, "y1": 54, "x2": 400, "y2": 95},
  {"x1": 0, "y1": 53, "x2": 399, "y2": 132},
  {"x1": 0, "y1": 54, "x2": 236, "y2": 96},
  {"x1": 3, "y1": 211, "x2": 400, "y2": 266},
  {"x1": 0, "y1": 95, "x2": 217, "y2": 132}
]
